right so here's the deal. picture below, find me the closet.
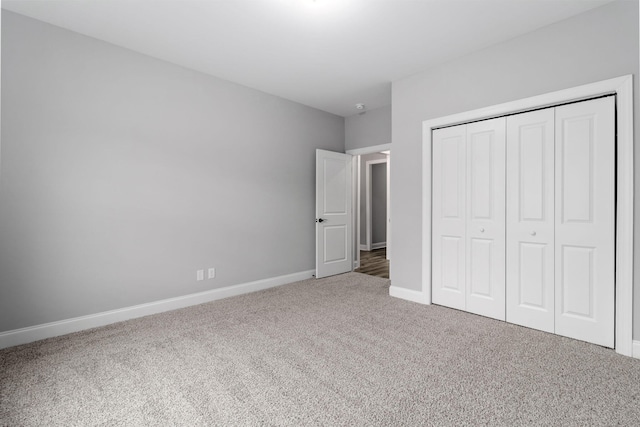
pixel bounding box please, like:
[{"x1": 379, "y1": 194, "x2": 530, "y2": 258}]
[{"x1": 431, "y1": 96, "x2": 615, "y2": 348}]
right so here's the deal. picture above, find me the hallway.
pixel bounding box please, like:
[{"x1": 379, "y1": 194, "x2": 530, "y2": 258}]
[{"x1": 354, "y1": 248, "x2": 389, "y2": 279}]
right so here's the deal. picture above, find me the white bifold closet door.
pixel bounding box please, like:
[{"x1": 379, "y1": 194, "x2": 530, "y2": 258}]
[
  {"x1": 506, "y1": 108, "x2": 555, "y2": 333},
  {"x1": 432, "y1": 118, "x2": 506, "y2": 320},
  {"x1": 466, "y1": 119, "x2": 506, "y2": 320},
  {"x1": 506, "y1": 97, "x2": 615, "y2": 348},
  {"x1": 432, "y1": 125, "x2": 467, "y2": 311},
  {"x1": 554, "y1": 97, "x2": 615, "y2": 348},
  {"x1": 433, "y1": 96, "x2": 614, "y2": 347}
]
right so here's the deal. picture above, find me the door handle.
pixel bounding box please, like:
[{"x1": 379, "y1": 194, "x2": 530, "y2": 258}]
[
  {"x1": 316, "y1": 218, "x2": 326, "y2": 223},
  {"x1": 531, "y1": 231, "x2": 537, "y2": 236}
]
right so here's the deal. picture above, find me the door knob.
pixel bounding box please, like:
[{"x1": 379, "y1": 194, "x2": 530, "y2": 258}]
[
  {"x1": 531, "y1": 231, "x2": 536, "y2": 236},
  {"x1": 480, "y1": 228, "x2": 485, "y2": 233},
  {"x1": 316, "y1": 218, "x2": 326, "y2": 223}
]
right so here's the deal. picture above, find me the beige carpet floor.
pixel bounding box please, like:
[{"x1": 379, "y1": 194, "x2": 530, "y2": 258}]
[{"x1": 1, "y1": 272, "x2": 640, "y2": 426}]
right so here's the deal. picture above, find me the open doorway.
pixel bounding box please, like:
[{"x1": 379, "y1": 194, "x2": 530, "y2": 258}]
[{"x1": 348, "y1": 148, "x2": 390, "y2": 279}]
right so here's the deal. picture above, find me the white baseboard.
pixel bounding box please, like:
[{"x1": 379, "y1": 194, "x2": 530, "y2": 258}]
[
  {"x1": 0, "y1": 269, "x2": 315, "y2": 350},
  {"x1": 359, "y1": 244, "x2": 369, "y2": 251},
  {"x1": 389, "y1": 285, "x2": 429, "y2": 305},
  {"x1": 633, "y1": 340, "x2": 640, "y2": 359}
]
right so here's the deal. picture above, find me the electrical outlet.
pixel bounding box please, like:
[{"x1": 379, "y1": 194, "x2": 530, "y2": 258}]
[
  {"x1": 208, "y1": 268, "x2": 216, "y2": 279},
  {"x1": 196, "y1": 269, "x2": 204, "y2": 281}
]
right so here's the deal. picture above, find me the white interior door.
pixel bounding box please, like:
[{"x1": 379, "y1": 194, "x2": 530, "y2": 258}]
[
  {"x1": 316, "y1": 149, "x2": 353, "y2": 279},
  {"x1": 554, "y1": 97, "x2": 615, "y2": 348},
  {"x1": 506, "y1": 109, "x2": 555, "y2": 333},
  {"x1": 432, "y1": 125, "x2": 466, "y2": 311},
  {"x1": 465, "y1": 118, "x2": 506, "y2": 320}
]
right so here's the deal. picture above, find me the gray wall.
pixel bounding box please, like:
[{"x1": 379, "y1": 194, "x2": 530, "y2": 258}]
[
  {"x1": 371, "y1": 163, "x2": 387, "y2": 245},
  {"x1": 346, "y1": 105, "x2": 391, "y2": 151},
  {"x1": 390, "y1": 1, "x2": 640, "y2": 337},
  {"x1": 359, "y1": 153, "x2": 387, "y2": 246},
  {"x1": 0, "y1": 11, "x2": 344, "y2": 332}
]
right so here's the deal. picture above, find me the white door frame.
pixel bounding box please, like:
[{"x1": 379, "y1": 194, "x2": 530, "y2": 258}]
[
  {"x1": 365, "y1": 158, "x2": 389, "y2": 251},
  {"x1": 346, "y1": 143, "x2": 392, "y2": 270},
  {"x1": 421, "y1": 75, "x2": 633, "y2": 356}
]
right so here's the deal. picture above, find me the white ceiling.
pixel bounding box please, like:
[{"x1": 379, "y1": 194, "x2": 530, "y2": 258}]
[{"x1": 2, "y1": 0, "x2": 614, "y2": 117}]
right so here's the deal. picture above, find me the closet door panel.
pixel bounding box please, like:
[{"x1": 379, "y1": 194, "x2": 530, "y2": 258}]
[
  {"x1": 506, "y1": 109, "x2": 555, "y2": 333},
  {"x1": 554, "y1": 97, "x2": 615, "y2": 348},
  {"x1": 465, "y1": 118, "x2": 506, "y2": 320},
  {"x1": 432, "y1": 125, "x2": 467, "y2": 310}
]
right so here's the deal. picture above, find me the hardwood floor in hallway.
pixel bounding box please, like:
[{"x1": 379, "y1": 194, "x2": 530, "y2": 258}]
[{"x1": 354, "y1": 248, "x2": 389, "y2": 279}]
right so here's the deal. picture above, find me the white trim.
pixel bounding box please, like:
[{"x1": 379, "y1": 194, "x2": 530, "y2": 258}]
[
  {"x1": 372, "y1": 242, "x2": 387, "y2": 250},
  {"x1": 421, "y1": 75, "x2": 634, "y2": 356},
  {"x1": 389, "y1": 285, "x2": 430, "y2": 304},
  {"x1": 614, "y1": 76, "x2": 634, "y2": 357},
  {"x1": 347, "y1": 144, "x2": 393, "y2": 270},
  {"x1": 354, "y1": 261, "x2": 360, "y2": 269},
  {"x1": 346, "y1": 143, "x2": 391, "y2": 156},
  {"x1": 633, "y1": 341, "x2": 640, "y2": 359},
  {"x1": 353, "y1": 155, "x2": 361, "y2": 270},
  {"x1": 365, "y1": 158, "x2": 388, "y2": 252},
  {"x1": 0, "y1": 269, "x2": 315, "y2": 350},
  {"x1": 386, "y1": 152, "x2": 391, "y2": 261},
  {"x1": 360, "y1": 154, "x2": 370, "y2": 251},
  {"x1": 422, "y1": 122, "x2": 434, "y2": 306}
]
